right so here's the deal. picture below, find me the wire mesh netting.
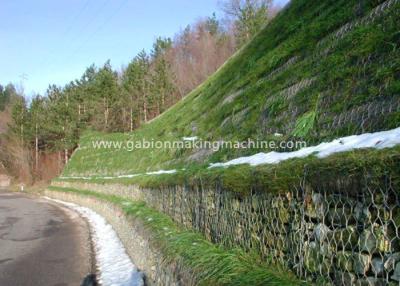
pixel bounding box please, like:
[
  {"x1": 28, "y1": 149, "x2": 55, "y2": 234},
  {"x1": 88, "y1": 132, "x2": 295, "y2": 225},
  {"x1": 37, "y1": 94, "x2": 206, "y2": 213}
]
[
  {"x1": 258, "y1": 0, "x2": 399, "y2": 141},
  {"x1": 141, "y1": 164, "x2": 400, "y2": 285}
]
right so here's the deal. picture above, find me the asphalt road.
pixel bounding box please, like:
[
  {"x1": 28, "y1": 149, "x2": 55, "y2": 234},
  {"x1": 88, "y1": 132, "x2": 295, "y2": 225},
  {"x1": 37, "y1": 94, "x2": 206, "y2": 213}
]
[{"x1": 0, "y1": 191, "x2": 94, "y2": 286}]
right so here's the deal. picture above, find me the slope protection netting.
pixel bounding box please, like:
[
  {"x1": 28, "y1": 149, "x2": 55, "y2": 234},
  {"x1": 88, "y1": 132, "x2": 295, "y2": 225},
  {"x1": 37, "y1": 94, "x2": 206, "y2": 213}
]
[
  {"x1": 258, "y1": 0, "x2": 400, "y2": 142},
  {"x1": 140, "y1": 160, "x2": 400, "y2": 285}
]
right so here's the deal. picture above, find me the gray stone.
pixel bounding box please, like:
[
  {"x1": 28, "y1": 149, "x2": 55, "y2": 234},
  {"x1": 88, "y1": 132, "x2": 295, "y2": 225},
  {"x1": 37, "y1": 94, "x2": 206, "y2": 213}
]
[
  {"x1": 313, "y1": 223, "x2": 331, "y2": 242},
  {"x1": 355, "y1": 277, "x2": 387, "y2": 286},
  {"x1": 354, "y1": 203, "x2": 371, "y2": 223},
  {"x1": 312, "y1": 193, "x2": 323, "y2": 205},
  {"x1": 304, "y1": 241, "x2": 331, "y2": 273},
  {"x1": 360, "y1": 225, "x2": 391, "y2": 253},
  {"x1": 336, "y1": 251, "x2": 354, "y2": 272},
  {"x1": 384, "y1": 252, "x2": 400, "y2": 272},
  {"x1": 391, "y1": 262, "x2": 400, "y2": 281},
  {"x1": 327, "y1": 207, "x2": 354, "y2": 226},
  {"x1": 354, "y1": 253, "x2": 371, "y2": 275},
  {"x1": 333, "y1": 271, "x2": 356, "y2": 286},
  {"x1": 305, "y1": 192, "x2": 326, "y2": 219},
  {"x1": 371, "y1": 257, "x2": 384, "y2": 276},
  {"x1": 327, "y1": 226, "x2": 358, "y2": 250}
]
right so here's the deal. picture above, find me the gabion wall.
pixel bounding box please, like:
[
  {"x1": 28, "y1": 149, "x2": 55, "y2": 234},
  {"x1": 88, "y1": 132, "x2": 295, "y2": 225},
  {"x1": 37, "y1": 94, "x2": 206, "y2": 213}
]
[
  {"x1": 141, "y1": 182, "x2": 399, "y2": 285},
  {"x1": 54, "y1": 169, "x2": 400, "y2": 285},
  {"x1": 44, "y1": 189, "x2": 197, "y2": 286}
]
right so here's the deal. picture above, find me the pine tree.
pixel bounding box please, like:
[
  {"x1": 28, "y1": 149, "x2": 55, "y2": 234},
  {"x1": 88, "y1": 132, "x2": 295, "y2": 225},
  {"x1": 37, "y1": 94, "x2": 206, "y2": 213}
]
[
  {"x1": 29, "y1": 95, "x2": 47, "y2": 174},
  {"x1": 10, "y1": 96, "x2": 28, "y2": 145},
  {"x1": 152, "y1": 56, "x2": 175, "y2": 115},
  {"x1": 123, "y1": 51, "x2": 151, "y2": 125},
  {"x1": 222, "y1": 0, "x2": 270, "y2": 46}
]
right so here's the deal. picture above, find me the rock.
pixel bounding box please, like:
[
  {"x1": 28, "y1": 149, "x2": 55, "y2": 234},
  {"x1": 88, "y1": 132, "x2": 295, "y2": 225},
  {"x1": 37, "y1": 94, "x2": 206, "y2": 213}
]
[
  {"x1": 327, "y1": 226, "x2": 358, "y2": 250},
  {"x1": 304, "y1": 241, "x2": 320, "y2": 273},
  {"x1": 305, "y1": 192, "x2": 326, "y2": 219},
  {"x1": 354, "y1": 203, "x2": 371, "y2": 223},
  {"x1": 336, "y1": 251, "x2": 354, "y2": 272},
  {"x1": 304, "y1": 241, "x2": 331, "y2": 273},
  {"x1": 369, "y1": 205, "x2": 391, "y2": 223},
  {"x1": 359, "y1": 225, "x2": 391, "y2": 253},
  {"x1": 371, "y1": 257, "x2": 384, "y2": 276},
  {"x1": 271, "y1": 197, "x2": 290, "y2": 224},
  {"x1": 384, "y1": 252, "x2": 400, "y2": 271},
  {"x1": 313, "y1": 223, "x2": 331, "y2": 242},
  {"x1": 251, "y1": 196, "x2": 260, "y2": 210},
  {"x1": 312, "y1": 193, "x2": 323, "y2": 205},
  {"x1": 353, "y1": 253, "x2": 371, "y2": 275},
  {"x1": 319, "y1": 241, "x2": 334, "y2": 257},
  {"x1": 334, "y1": 271, "x2": 356, "y2": 286},
  {"x1": 391, "y1": 262, "x2": 400, "y2": 281},
  {"x1": 355, "y1": 277, "x2": 387, "y2": 286},
  {"x1": 327, "y1": 207, "x2": 354, "y2": 226}
]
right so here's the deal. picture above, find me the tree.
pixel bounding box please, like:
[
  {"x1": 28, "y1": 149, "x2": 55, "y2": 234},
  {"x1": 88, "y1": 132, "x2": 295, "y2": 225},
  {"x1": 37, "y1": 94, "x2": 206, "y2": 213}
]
[
  {"x1": 0, "y1": 84, "x2": 17, "y2": 111},
  {"x1": 124, "y1": 51, "x2": 151, "y2": 124},
  {"x1": 29, "y1": 95, "x2": 47, "y2": 173},
  {"x1": 221, "y1": 0, "x2": 271, "y2": 46},
  {"x1": 205, "y1": 13, "x2": 220, "y2": 35},
  {"x1": 151, "y1": 38, "x2": 176, "y2": 115},
  {"x1": 152, "y1": 54, "x2": 175, "y2": 115},
  {"x1": 90, "y1": 61, "x2": 120, "y2": 131},
  {"x1": 10, "y1": 96, "x2": 28, "y2": 145},
  {"x1": 151, "y1": 37, "x2": 172, "y2": 59},
  {"x1": 45, "y1": 85, "x2": 79, "y2": 165}
]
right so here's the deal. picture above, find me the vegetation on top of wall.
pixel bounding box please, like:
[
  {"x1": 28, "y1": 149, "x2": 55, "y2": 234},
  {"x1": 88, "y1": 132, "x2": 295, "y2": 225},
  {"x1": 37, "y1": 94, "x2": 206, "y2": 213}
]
[
  {"x1": 47, "y1": 186, "x2": 305, "y2": 286},
  {"x1": 61, "y1": 0, "x2": 400, "y2": 183},
  {"x1": 56, "y1": 145, "x2": 400, "y2": 196}
]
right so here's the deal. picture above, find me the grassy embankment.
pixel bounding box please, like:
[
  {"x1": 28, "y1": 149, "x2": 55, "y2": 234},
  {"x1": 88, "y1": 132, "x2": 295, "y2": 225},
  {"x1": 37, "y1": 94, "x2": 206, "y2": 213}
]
[{"x1": 60, "y1": 0, "x2": 399, "y2": 189}]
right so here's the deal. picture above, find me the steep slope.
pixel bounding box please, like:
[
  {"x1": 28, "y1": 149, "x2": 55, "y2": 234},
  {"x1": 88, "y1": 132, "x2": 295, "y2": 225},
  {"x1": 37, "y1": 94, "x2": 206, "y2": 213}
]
[{"x1": 62, "y1": 0, "x2": 400, "y2": 178}]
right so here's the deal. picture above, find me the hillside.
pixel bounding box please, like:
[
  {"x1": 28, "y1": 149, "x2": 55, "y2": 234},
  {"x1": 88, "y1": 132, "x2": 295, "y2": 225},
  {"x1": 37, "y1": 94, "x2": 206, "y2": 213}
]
[
  {"x1": 61, "y1": 0, "x2": 400, "y2": 179},
  {"x1": 50, "y1": 1, "x2": 400, "y2": 284}
]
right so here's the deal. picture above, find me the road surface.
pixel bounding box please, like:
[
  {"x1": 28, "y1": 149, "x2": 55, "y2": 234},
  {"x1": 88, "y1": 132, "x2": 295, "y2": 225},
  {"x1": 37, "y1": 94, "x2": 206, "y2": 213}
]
[{"x1": 0, "y1": 191, "x2": 95, "y2": 286}]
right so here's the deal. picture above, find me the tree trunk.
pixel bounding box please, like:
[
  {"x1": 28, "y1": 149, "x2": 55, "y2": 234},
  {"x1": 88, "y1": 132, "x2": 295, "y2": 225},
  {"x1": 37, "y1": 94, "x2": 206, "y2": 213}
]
[
  {"x1": 130, "y1": 107, "x2": 133, "y2": 132},
  {"x1": 104, "y1": 98, "x2": 109, "y2": 129},
  {"x1": 58, "y1": 151, "x2": 62, "y2": 173},
  {"x1": 143, "y1": 98, "x2": 147, "y2": 123},
  {"x1": 35, "y1": 123, "x2": 39, "y2": 173},
  {"x1": 64, "y1": 149, "x2": 68, "y2": 164}
]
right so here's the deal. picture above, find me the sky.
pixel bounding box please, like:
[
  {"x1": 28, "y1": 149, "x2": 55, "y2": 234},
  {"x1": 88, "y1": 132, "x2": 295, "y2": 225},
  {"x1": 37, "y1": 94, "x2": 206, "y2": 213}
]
[{"x1": 0, "y1": 0, "x2": 289, "y2": 97}]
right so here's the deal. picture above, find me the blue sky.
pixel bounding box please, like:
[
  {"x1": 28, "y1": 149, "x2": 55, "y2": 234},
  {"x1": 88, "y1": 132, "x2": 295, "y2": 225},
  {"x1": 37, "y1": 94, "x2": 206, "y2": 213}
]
[{"x1": 0, "y1": 0, "x2": 289, "y2": 96}]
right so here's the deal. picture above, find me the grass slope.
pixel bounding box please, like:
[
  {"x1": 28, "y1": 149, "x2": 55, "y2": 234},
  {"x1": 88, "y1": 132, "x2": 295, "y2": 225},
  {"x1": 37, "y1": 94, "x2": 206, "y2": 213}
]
[{"x1": 63, "y1": 0, "x2": 400, "y2": 178}]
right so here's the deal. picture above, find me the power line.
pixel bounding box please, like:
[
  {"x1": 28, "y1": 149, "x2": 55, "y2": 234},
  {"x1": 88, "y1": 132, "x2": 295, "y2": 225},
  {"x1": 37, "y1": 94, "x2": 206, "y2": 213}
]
[
  {"x1": 46, "y1": 0, "x2": 129, "y2": 79},
  {"x1": 33, "y1": 0, "x2": 112, "y2": 89},
  {"x1": 65, "y1": 0, "x2": 129, "y2": 62},
  {"x1": 35, "y1": 0, "x2": 92, "y2": 72}
]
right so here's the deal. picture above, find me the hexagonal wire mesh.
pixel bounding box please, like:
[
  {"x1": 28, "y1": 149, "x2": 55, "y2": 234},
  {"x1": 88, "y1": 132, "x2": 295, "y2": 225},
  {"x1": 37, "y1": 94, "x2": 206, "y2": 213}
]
[{"x1": 140, "y1": 164, "x2": 400, "y2": 285}]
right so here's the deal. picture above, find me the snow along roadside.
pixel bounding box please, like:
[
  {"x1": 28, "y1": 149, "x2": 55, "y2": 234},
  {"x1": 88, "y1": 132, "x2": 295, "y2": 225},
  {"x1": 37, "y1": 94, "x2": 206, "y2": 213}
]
[{"x1": 45, "y1": 197, "x2": 144, "y2": 286}]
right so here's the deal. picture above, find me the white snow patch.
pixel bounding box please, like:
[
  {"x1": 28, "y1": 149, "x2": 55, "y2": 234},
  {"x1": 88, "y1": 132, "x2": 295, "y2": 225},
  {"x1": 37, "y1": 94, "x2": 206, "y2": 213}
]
[
  {"x1": 182, "y1": 136, "x2": 198, "y2": 141},
  {"x1": 60, "y1": 169, "x2": 177, "y2": 180},
  {"x1": 59, "y1": 176, "x2": 92, "y2": 180},
  {"x1": 116, "y1": 174, "x2": 141, "y2": 179},
  {"x1": 210, "y1": 127, "x2": 400, "y2": 168},
  {"x1": 145, "y1": 169, "x2": 177, "y2": 175},
  {"x1": 45, "y1": 198, "x2": 144, "y2": 286}
]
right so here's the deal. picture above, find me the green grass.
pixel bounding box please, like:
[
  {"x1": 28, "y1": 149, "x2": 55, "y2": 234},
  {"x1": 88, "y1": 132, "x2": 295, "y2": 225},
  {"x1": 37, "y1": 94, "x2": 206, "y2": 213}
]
[
  {"x1": 47, "y1": 186, "x2": 305, "y2": 286},
  {"x1": 55, "y1": 145, "x2": 400, "y2": 196},
  {"x1": 62, "y1": 0, "x2": 400, "y2": 183}
]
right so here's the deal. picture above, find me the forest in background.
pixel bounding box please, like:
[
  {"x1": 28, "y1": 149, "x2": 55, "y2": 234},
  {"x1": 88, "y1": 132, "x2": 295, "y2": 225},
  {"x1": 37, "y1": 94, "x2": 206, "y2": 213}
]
[{"x1": 0, "y1": 0, "x2": 280, "y2": 184}]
